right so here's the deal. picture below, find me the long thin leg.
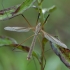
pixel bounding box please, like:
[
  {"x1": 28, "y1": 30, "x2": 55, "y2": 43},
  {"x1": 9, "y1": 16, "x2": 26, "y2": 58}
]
[
  {"x1": 21, "y1": 14, "x2": 32, "y2": 27},
  {"x1": 42, "y1": 13, "x2": 50, "y2": 26},
  {"x1": 12, "y1": 34, "x2": 34, "y2": 51},
  {"x1": 19, "y1": 34, "x2": 34, "y2": 45}
]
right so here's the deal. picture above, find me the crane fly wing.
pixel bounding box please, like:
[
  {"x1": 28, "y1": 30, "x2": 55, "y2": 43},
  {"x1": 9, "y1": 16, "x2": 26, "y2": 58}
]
[
  {"x1": 4, "y1": 27, "x2": 32, "y2": 32},
  {"x1": 41, "y1": 30, "x2": 67, "y2": 48}
]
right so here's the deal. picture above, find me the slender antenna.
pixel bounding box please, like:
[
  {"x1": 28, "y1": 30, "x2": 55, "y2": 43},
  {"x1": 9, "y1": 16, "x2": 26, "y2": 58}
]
[
  {"x1": 21, "y1": 14, "x2": 32, "y2": 27},
  {"x1": 42, "y1": 13, "x2": 50, "y2": 26}
]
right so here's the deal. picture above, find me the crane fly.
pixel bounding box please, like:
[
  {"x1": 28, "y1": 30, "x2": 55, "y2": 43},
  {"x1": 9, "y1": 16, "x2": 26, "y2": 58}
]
[{"x1": 4, "y1": 13, "x2": 67, "y2": 60}]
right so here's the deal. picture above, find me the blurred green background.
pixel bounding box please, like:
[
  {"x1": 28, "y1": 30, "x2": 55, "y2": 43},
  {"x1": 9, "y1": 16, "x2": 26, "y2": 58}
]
[{"x1": 0, "y1": 0, "x2": 70, "y2": 70}]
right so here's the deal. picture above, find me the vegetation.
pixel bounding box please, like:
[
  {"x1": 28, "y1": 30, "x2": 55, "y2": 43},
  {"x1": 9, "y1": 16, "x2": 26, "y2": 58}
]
[{"x1": 0, "y1": 0, "x2": 70, "y2": 70}]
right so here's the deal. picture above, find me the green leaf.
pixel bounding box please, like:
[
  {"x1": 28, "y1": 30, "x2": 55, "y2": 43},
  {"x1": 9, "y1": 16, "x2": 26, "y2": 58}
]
[
  {"x1": 3, "y1": 44, "x2": 39, "y2": 61},
  {"x1": 32, "y1": 51, "x2": 40, "y2": 62},
  {"x1": 0, "y1": 36, "x2": 17, "y2": 46},
  {"x1": 47, "y1": 5, "x2": 56, "y2": 13},
  {"x1": 9, "y1": 44, "x2": 30, "y2": 52},
  {"x1": 0, "y1": 4, "x2": 19, "y2": 20},
  {"x1": 0, "y1": 0, "x2": 36, "y2": 20},
  {"x1": 13, "y1": 44, "x2": 40, "y2": 61},
  {"x1": 0, "y1": 35, "x2": 39, "y2": 60},
  {"x1": 13, "y1": 0, "x2": 36, "y2": 15},
  {"x1": 42, "y1": 5, "x2": 56, "y2": 14},
  {"x1": 50, "y1": 41, "x2": 70, "y2": 69}
]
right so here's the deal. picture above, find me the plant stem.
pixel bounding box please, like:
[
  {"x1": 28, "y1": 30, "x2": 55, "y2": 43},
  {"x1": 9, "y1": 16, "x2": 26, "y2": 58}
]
[
  {"x1": 37, "y1": 0, "x2": 45, "y2": 70},
  {"x1": 41, "y1": 40, "x2": 44, "y2": 70}
]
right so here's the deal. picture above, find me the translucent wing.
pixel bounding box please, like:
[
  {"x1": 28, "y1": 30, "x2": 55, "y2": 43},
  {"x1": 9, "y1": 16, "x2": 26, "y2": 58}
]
[
  {"x1": 41, "y1": 30, "x2": 67, "y2": 48},
  {"x1": 4, "y1": 27, "x2": 32, "y2": 32}
]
